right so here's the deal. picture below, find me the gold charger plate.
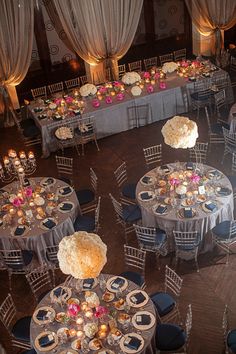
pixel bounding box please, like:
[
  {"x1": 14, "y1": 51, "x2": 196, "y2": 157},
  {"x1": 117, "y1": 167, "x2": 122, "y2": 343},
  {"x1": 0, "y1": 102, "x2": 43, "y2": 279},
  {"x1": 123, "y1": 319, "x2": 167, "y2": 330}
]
[
  {"x1": 33, "y1": 306, "x2": 55, "y2": 325},
  {"x1": 34, "y1": 331, "x2": 58, "y2": 352}
]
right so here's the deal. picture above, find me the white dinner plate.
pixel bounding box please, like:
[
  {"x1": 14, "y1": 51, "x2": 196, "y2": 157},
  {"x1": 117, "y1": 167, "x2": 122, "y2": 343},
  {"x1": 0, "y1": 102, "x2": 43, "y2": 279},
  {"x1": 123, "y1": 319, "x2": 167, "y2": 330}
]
[
  {"x1": 202, "y1": 201, "x2": 218, "y2": 213},
  {"x1": 50, "y1": 286, "x2": 72, "y2": 303},
  {"x1": 57, "y1": 185, "x2": 73, "y2": 197},
  {"x1": 40, "y1": 177, "x2": 56, "y2": 187},
  {"x1": 131, "y1": 310, "x2": 156, "y2": 330},
  {"x1": 57, "y1": 201, "x2": 75, "y2": 213},
  {"x1": 140, "y1": 175, "x2": 155, "y2": 186},
  {"x1": 138, "y1": 191, "x2": 155, "y2": 202},
  {"x1": 11, "y1": 225, "x2": 30, "y2": 237},
  {"x1": 126, "y1": 290, "x2": 149, "y2": 308},
  {"x1": 34, "y1": 331, "x2": 58, "y2": 352},
  {"x1": 33, "y1": 306, "x2": 55, "y2": 325},
  {"x1": 119, "y1": 333, "x2": 144, "y2": 353},
  {"x1": 152, "y1": 203, "x2": 169, "y2": 216},
  {"x1": 40, "y1": 217, "x2": 58, "y2": 230},
  {"x1": 106, "y1": 276, "x2": 128, "y2": 293}
]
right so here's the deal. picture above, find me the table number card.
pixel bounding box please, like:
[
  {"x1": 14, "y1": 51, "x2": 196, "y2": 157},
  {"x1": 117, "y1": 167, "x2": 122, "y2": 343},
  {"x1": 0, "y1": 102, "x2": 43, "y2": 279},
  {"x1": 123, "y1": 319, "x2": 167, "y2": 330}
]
[{"x1": 198, "y1": 185, "x2": 205, "y2": 195}]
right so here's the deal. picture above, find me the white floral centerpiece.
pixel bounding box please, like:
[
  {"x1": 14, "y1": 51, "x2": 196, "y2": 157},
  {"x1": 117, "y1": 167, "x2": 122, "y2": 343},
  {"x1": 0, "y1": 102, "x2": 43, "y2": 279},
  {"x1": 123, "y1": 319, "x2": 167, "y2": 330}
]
[
  {"x1": 80, "y1": 83, "x2": 97, "y2": 97},
  {"x1": 57, "y1": 231, "x2": 107, "y2": 279},
  {"x1": 84, "y1": 323, "x2": 98, "y2": 338},
  {"x1": 131, "y1": 86, "x2": 142, "y2": 96},
  {"x1": 176, "y1": 184, "x2": 187, "y2": 195},
  {"x1": 161, "y1": 116, "x2": 198, "y2": 149},
  {"x1": 162, "y1": 61, "x2": 178, "y2": 74},
  {"x1": 122, "y1": 71, "x2": 141, "y2": 85},
  {"x1": 85, "y1": 291, "x2": 100, "y2": 308}
]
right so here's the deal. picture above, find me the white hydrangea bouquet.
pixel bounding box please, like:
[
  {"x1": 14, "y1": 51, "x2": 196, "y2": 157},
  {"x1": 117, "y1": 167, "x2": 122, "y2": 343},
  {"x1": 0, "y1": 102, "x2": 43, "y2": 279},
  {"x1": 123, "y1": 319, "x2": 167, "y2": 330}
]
[
  {"x1": 162, "y1": 61, "x2": 178, "y2": 74},
  {"x1": 84, "y1": 323, "x2": 98, "y2": 338},
  {"x1": 122, "y1": 71, "x2": 141, "y2": 85},
  {"x1": 80, "y1": 83, "x2": 97, "y2": 97}
]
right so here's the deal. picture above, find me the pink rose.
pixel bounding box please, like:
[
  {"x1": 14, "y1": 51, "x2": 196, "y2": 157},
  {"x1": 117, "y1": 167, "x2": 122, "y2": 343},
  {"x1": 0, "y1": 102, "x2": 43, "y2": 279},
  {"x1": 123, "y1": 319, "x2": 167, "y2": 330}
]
[
  {"x1": 13, "y1": 197, "x2": 24, "y2": 208},
  {"x1": 190, "y1": 174, "x2": 200, "y2": 183},
  {"x1": 154, "y1": 72, "x2": 160, "y2": 80},
  {"x1": 54, "y1": 98, "x2": 61, "y2": 105},
  {"x1": 113, "y1": 81, "x2": 120, "y2": 87},
  {"x1": 169, "y1": 178, "x2": 180, "y2": 186},
  {"x1": 65, "y1": 96, "x2": 73, "y2": 104},
  {"x1": 147, "y1": 85, "x2": 154, "y2": 93},
  {"x1": 92, "y1": 99, "x2": 100, "y2": 108},
  {"x1": 94, "y1": 306, "x2": 109, "y2": 318},
  {"x1": 159, "y1": 82, "x2": 166, "y2": 89},
  {"x1": 181, "y1": 60, "x2": 189, "y2": 68},
  {"x1": 143, "y1": 72, "x2": 151, "y2": 79},
  {"x1": 116, "y1": 93, "x2": 124, "y2": 101},
  {"x1": 99, "y1": 86, "x2": 107, "y2": 94},
  {"x1": 25, "y1": 187, "x2": 33, "y2": 198},
  {"x1": 68, "y1": 303, "x2": 80, "y2": 317},
  {"x1": 105, "y1": 96, "x2": 112, "y2": 104}
]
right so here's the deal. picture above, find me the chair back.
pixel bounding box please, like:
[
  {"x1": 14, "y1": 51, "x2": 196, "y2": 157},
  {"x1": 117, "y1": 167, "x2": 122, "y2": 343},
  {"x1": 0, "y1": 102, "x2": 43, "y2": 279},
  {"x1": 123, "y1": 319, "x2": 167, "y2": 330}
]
[
  {"x1": 77, "y1": 116, "x2": 96, "y2": 142},
  {"x1": 143, "y1": 144, "x2": 162, "y2": 168},
  {"x1": 143, "y1": 57, "x2": 157, "y2": 70},
  {"x1": 114, "y1": 162, "x2": 127, "y2": 188},
  {"x1": 173, "y1": 48, "x2": 186, "y2": 61},
  {"x1": 124, "y1": 245, "x2": 146, "y2": 275},
  {"x1": 229, "y1": 221, "x2": 236, "y2": 240},
  {"x1": 205, "y1": 106, "x2": 212, "y2": 131},
  {"x1": 185, "y1": 304, "x2": 192, "y2": 345},
  {"x1": 64, "y1": 77, "x2": 80, "y2": 90},
  {"x1": 165, "y1": 265, "x2": 183, "y2": 298},
  {"x1": 89, "y1": 167, "x2": 98, "y2": 193},
  {"x1": 128, "y1": 60, "x2": 142, "y2": 72},
  {"x1": 173, "y1": 230, "x2": 199, "y2": 251},
  {"x1": 189, "y1": 142, "x2": 208, "y2": 163},
  {"x1": 134, "y1": 225, "x2": 158, "y2": 252},
  {"x1": 118, "y1": 64, "x2": 126, "y2": 80},
  {"x1": 0, "y1": 294, "x2": 17, "y2": 333},
  {"x1": 80, "y1": 75, "x2": 88, "y2": 85},
  {"x1": 159, "y1": 53, "x2": 173, "y2": 66},
  {"x1": 94, "y1": 196, "x2": 101, "y2": 233},
  {"x1": 232, "y1": 153, "x2": 236, "y2": 174},
  {"x1": 26, "y1": 265, "x2": 52, "y2": 302},
  {"x1": 48, "y1": 82, "x2": 64, "y2": 94},
  {"x1": 231, "y1": 56, "x2": 236, "y2": 71},
  {"x1": 55, "y1": 155, "x2": 73, "y2": 179},
  {"x1": 214, "y1": 89, "x2": 226, "y2": 110},
  {"x1": 46, "y1": 245, "x2": 59, "y2": 266},
  {"x1": 223, "y1": 127, "x2": 236, "y2": 149},
  {"x1": 109, "y1": 193, "x2": 123, "y2": 221},
  {"x1": 0, "y1": 249, "x2": 25, "y2": 273},
  {"x1": 31, "y1": 86, "x2": 47, "y2": 99}
]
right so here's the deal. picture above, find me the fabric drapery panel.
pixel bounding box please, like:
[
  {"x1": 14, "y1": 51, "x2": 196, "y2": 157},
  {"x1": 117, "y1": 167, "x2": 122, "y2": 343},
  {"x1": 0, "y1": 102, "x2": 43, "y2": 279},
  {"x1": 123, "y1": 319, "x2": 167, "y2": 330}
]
[
  {"x1": 49, "y1": 0, "x2": 143, "y2": 80},
  {"x1": 185, "y1": 0, "x2": 236, "y2": 55},
  {"x1": 0, "y1": 0, "x2": 34, "y2": 126}
]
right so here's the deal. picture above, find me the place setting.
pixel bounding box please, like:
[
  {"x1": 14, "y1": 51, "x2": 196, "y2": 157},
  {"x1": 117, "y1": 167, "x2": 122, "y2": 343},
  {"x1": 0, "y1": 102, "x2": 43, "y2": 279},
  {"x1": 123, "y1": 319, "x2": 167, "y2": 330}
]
[
  {"x1": 40, "y1": 217, "x2": 58, "y2": 230},
  {"x1": 57, "y1": 201, "x2": 75, "y2": 213},
  {"x1": 138, "y1": 190, "x2": 156, "y2": 202},
  {"x1": 152, "y1": 203, "x2": 169, "y2": 216},
  {"x1": 57, "y1": 185, "x2": 74, "y2": 197},
  {"x1": 140, "y1": 175, "x2": 156, "y2": 186},
  {"x1": 106, "y1": 276, "x2": 128, "y2": 293}
]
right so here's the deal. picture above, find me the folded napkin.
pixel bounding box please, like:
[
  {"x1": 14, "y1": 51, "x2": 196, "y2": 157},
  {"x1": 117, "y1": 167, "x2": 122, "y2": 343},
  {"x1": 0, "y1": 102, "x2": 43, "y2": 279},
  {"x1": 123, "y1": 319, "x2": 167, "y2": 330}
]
[
  {"x1": 184, "y1": 208, "x2": 193, "y2": 218},
  {"x1": 142, "y1": 176, "x2": 151, "y2": 184},
  {"x1": 131, "y1": 292, "x2": 146, "y2": 305},
  {"x1": 61, "y1": 186, "x2": 71, "y2": 195},
  {"x1": 38, "y1": 114, "x2": 47, "y2": 120},
  {"x1": 111, "y1": 277, "x2": 125, "y2": 290},
  {"x1": 140, "y1": 192, "x2": 152, "y2": 200},
  {"x1": 136, "y1": 314, "x2": 151, "y2": 325},
  {"x1": 53, "y1": 287, "x2": 66, "y2": 298},
  {"x1": 44, "y1": 178, "x2": 54, "y2": 185},
  {"x1": 23, "y1": 178, "x2": 30, "y2": 187},
  {"x1": 36, "y1": 309, "x2": 48, "y2": 321},
  {"x1": 14, "y1": 226, "x2": 26, "y2": 236},
  {"x1": 205, "y1": 201, "x2": 217, "y2": 212},
  {"x1": 43, "y1": 219, "x2": 56, "y2": 229},
  {"x1": 125, "y1": 336, "x2": 142, "y2": 350},
  {"x1": 60, "y1": 203, "x2": 72, "y2": 211},
  {"x1": 83, "y1": 278, "x2": 94, "y2": 289},
  {"x1": 34, "y1": 108, "x2": 42, "y2": 113},
  {"x1": 209, "y1": 170, "x2": 220, "y2": 178},
  {"x1": 217, "y1": 187, "x2": 230, "y2": 196},
  {"x1": 155, "y1": 204, "x2": 167, "y2": 214},
  {"x1": 38, "y1": 334, "x2": 54, "y2": 348},
  {"x1": 161, "y1": 165, "x2": 170, "y2": 173},
  {"x1": 186, "y1": 162, "x2": 194, "y2": 170}
]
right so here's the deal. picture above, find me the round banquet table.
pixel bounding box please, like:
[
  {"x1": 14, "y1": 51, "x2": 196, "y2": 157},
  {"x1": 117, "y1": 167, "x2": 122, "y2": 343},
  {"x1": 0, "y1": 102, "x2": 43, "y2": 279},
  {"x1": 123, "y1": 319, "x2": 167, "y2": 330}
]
[
  {"x1": 136, "y1": 162, "x2": 234, "y2": 253},
  {"x1": 0, "y1": 177, "x2": 80, "y2": 264},
  {"x1": 30, "y1": 274, "x2": 156, "y2": 354}
]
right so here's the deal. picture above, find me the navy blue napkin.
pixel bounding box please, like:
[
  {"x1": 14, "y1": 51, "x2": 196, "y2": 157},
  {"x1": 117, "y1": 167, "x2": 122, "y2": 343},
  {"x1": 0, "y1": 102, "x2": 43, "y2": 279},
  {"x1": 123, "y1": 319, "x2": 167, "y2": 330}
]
[
  {"x1": 141, "y1": 192, "x2": 152, "y2": 200},
  {"x1": 184, "y1": 208, "x2": 193, "y2": 218},
  {"x1": 186, "y1": 162, "x2": 194, "y2": 170},
  {"x1": 39, "y1": 334, "x2": 54, "y2": 347},
  {"x1": 14, "y1": 226, "x2": 25, "y2": 236},
  {"x1": 61, "y1": 187, "x2": 71, "y2": 195},
  {"x1": 111, "y1": 277, "x2": 125, "y2": 290},
  {"x1": 209, "y1": 170, "x2": 220, "y2": 178},
  {"x1": 161, "y1": 165, "x2": 170, "y2": 173},
  {"x1": 53, "y1": 287, "x2": 66, "y2": 297},
  {"x1": 60, "y1": 203, "x2": 72, "y2": 211},
  {"x1": 217, "y1": 187, "x2": 230, "y2": 196},
  {"x1": 43, "y1": 219, "x2": 56, "y2": 229},
  {"x1": 44, "y1": 178, "x2": 54, "y2": 185},
  {"x1": 83, "y1": 278, "x2": 94, "y2": 289},
  {"x1": 142, "y1": 176, "x2": 151, "y2": 184},
  {"x1": 136, "y1": 314, "x2": 151, "y2": 325},
  {"x1": 205, "y1": 202, "x2": 217, "y2": 212},
  {"x1": 23, "y1": 178, "x2": 30, "y2": 187},
  {"x1": 155, "y1": 205, "x2": 167, "y2": 214},
  {"x1": 125, "y1": 336, "x2": 142, "y2": 350},
  {"x1": 131, "y1": 292, "x2": 146, "y2": 304},
  {"x1": 36, "y1": 310, "x2": 48, "y2": 321}
]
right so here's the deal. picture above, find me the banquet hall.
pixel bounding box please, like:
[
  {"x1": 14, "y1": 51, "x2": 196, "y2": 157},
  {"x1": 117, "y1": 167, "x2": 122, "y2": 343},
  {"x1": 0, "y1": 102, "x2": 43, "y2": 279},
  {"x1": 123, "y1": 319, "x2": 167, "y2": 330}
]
[{"x1": 1, "y1": 1, "x2": 236, "y2": 353}]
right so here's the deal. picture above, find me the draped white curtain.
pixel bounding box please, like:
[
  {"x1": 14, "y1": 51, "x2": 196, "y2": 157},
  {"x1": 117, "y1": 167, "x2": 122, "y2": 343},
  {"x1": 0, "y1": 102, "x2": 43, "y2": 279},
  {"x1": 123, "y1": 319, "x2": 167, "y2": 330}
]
[
  {"x1": 0, "y1": 0, "x2": 34, "y2": 126},
  {"x1": 49, "y1": 0, "x2": 143, "y2": 80},
  {"x1": 185, "y1": 0, "x2": 236, "y2": 56}
]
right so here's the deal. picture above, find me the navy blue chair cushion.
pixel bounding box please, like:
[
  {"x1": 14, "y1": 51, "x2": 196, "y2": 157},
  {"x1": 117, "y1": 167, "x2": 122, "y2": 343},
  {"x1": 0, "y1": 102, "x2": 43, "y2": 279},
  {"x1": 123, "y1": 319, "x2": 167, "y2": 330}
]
[
  {"x1": 177, "y1": 233, "x2": 201, "y2": 251},
  {"x1": 212, "y1": 220, "x2": 231, "y2": 239},
  {"x1": 76, "y1": 189, "x2": 94, "y2": 205},
  {"x1": 219, "y1": 106, "x2": 229, "y2": 121},
  {"x1": 120, "y1": 271, "x2": 144, "y2": 287},
  {"x1": 74, "y1": 215, "x2": 95, "y2": 232},
  {"x1": 22, "y1": 350, "x2": 37, "y2": 354},
  {"x1": 227, "y1": 175, "x2": 236, "y2": 189},
  {"x1": 122, "y1": 205, "x2": 141, "y2": 223},
  {"x1": 151, "y1": 292, "x2": 175, "y2": 317},
  {"x1": 211, "y1": 123, "x2": 224, "y2": 135},
  {"x1": 227, "y1": 329, "x2": 236, "y2": 353},
  {"x1": 155, "y1": 229, "x2": 167, "y2": 245},
  {"x1": 190, "y1": 92, "x2": 210, "y2": 101},
  {"x1": 23, "y1": 125, "x2": 40, "y2": 138},
  {"x1": 12, "y1": 316, "x2": 31, "y2": 342},
  {"x1": 122, "y1": 183, "x2": 137, "y2": 200},
  {"x1": 8, "y1": 250, "x2": 34, "y2": 270},
  {"x1": 20, "y1": 119, "x2": 36, "y2": 130},
  {"x1": 156, "y1": 323, "x2": 186, "y2": 351}
]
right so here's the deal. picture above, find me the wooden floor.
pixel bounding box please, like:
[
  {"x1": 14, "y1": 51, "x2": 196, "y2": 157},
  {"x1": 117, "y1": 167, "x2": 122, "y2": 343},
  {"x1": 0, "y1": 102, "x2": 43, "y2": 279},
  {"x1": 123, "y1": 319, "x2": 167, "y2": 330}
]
[{"x1": 0, "y1": 107, "x2": 236, "y2": 354}]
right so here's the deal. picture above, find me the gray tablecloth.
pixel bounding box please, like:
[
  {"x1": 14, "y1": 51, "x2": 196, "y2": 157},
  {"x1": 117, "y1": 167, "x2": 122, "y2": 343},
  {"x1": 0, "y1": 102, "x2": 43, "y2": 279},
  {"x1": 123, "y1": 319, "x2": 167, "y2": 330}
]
[
  {"x1": 30, "y1": 69, "x2": 233, "y2": 158},
  {"x1": 136, "y1": 163, "x2": 234, "y2": 253},
  {"x1": 30, "y1": 274, "x2": 156, "y2": 354},
  {"x1": 228, "y1": 102, "x2": 236, "y2": 132},
  {"x1": 0, "y1": 177, "x2": 80, "y2": 263}
]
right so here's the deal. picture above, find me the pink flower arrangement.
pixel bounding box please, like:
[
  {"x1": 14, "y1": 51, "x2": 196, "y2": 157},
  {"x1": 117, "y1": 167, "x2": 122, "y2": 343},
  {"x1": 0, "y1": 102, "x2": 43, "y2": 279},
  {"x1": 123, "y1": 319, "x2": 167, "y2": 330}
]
[
  {"x1": 159, "y1": 82, "x2": 167, "y2": 89},
  {"x1": 169, "y1": 178, "x2": 180, "y2": 186},
  {"x1": 67, "y1": 303, "x2": 80, "y2": 317},
  {"x1": 190, "y1": 174, "x2": 201, "y2": 184},
  {"x1": 65, "y1": 96, "x2": 73, "y2": 104},
  {"x1": 147, "y1": 85, "x2": 154, "y2": 94},
  {"x1": 13, "y1": 197, "x2": 24, "y2": 208},
  {"x1": 181, "y1": 60, "x2": 189, "y2": 68},
  {"x1": 94, "y1": 306, "x2": 109, "y2": 318},
  {"x1": 143, "y1": 72, "x2": 151, "y2": 79},
  {"x1": 24, "y1": 187, "x2": 33, "y2": 198},
  {"x1": 116, "y1": 93, "x2": 124, "y2": 101},
  {"x1": 99, "y1": 86, "x2": 107, "y2": 94},
  {"x1": 105, "y1": 96, "x2": 112, "y2": 104},
  {"x1": 154, "y1": 72, "x2": 160, "y2": 80},
  {"x1": 113, "y1": 81, "x2": 121, "y2": 87},
  {"x1": 54, "y1": 98, "x2": 62, "y2": 105},
  {"x1": 192, "y1": 60, "x2": 201, "y2": 67},
  {"x1": 92, "y1": 99, "x2": 100, "y2": 108}
]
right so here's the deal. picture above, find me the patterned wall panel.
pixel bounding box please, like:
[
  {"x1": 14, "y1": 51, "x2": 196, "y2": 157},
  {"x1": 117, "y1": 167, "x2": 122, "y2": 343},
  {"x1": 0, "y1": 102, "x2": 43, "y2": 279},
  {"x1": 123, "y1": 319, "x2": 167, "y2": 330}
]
[{"x1": 133, "y1": 6, "x2": 146, "y2": 45}]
